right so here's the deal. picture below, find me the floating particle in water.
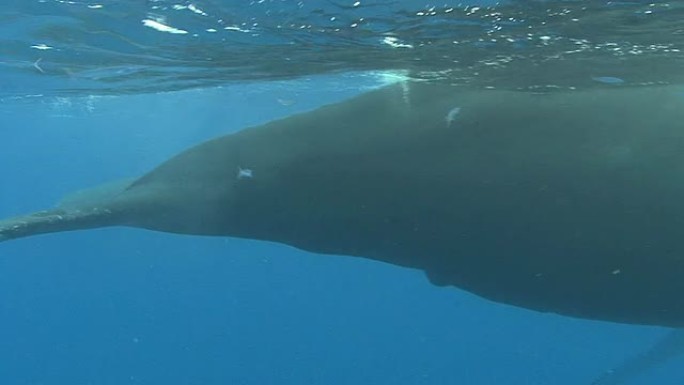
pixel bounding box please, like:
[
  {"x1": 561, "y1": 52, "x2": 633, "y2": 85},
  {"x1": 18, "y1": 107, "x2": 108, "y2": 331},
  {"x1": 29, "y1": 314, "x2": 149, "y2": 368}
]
[
  {"x1": 277, "y1": 98, "x2": 295, "y2": 106},
  {"x1": 445, "y1": 106, "x2": 461, "y2": 127},
  {"x1": 592, "y1": 76, "x2": 625, "y2": 85},
  {"x1": 33, "y1": 58, "x2": 45, "y2": 73},
  {"x1": 237, "y1": 167, "x2": 253, "y2": 179},
  {"x1": 30, "y1": 44, "x2": 53, "y2": 50}
]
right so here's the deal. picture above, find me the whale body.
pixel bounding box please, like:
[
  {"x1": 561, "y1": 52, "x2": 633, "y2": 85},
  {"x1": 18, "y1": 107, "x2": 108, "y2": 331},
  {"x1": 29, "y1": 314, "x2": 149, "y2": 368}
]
[{"x1": 2, "y1": 82, "x2": 684, "y2": 328}]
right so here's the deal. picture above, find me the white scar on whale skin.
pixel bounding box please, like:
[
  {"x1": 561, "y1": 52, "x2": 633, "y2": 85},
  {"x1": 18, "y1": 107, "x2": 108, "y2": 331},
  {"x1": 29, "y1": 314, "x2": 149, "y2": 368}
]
[
  {"x1": 237, "y1": 167, "x2": 253, "y2": 179},
  {"x1": 445, "y1": 106, "x2": 461, "y2": 127}
]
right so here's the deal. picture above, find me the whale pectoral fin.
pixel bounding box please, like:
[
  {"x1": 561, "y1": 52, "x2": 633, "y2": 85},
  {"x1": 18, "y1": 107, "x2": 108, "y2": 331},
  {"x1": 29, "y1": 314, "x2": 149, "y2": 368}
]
[
  {"x1": 0, "y1": 209, "x2": 68, "y2": 242},
  {"x1": 0, "y1": 178, "x2": 137, "y2": 243},
  {"x1": 590, "y1": 329, "x2": 684, "y2": 385},
  {"x1": 0, "y1": 208, "x2": 108, "y2": 243}
]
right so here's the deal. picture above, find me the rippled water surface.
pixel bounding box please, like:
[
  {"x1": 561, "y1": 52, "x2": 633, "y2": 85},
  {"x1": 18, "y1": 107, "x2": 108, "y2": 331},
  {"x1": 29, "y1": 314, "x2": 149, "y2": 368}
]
[{"x1": 2, "y1": 0, "x2": 684, "y2": 97}]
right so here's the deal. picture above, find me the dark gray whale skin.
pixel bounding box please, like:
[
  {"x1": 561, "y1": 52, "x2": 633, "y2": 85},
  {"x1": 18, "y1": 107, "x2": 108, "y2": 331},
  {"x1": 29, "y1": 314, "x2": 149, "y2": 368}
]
[{"x1": 2, "y1": 82, "x2": 684, "y2": 328}]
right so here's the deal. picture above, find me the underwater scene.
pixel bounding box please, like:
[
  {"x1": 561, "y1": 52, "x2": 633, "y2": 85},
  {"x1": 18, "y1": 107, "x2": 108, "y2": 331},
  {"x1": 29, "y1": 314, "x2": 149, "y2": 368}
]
[{"x1": 2, "y1": 1, "x2": 684, "y2": 384}]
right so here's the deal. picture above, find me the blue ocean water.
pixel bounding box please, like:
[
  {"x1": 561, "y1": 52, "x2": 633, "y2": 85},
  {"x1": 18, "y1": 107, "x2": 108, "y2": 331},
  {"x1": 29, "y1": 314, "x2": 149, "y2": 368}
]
[{"x1": 2, "y1": 1, "x2": 684, "y2": 384}]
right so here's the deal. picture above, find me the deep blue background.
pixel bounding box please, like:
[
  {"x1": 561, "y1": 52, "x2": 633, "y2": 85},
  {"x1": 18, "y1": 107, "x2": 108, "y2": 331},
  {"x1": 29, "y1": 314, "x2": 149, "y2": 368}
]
[{"x1": 0, "y1": 74, "x2": 676, "y2": 385}]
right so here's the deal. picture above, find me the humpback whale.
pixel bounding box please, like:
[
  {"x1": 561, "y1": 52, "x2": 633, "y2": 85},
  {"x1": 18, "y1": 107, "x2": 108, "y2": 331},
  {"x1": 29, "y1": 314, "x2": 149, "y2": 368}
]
[{"x1": 2, "y1": 82, "x2": 684, "y2": 329}]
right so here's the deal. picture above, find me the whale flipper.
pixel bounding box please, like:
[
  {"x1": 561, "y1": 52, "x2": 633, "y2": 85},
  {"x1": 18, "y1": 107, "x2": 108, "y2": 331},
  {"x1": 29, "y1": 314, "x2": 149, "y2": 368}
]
[
  {"x1": 0, "y1": 207, "x2": 115, "y2": 243},
  {"x1": 0, "y1": 178, "x2": 138, "y2": 243}
]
